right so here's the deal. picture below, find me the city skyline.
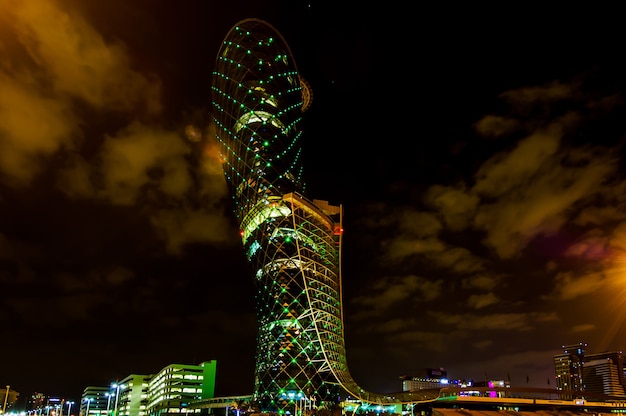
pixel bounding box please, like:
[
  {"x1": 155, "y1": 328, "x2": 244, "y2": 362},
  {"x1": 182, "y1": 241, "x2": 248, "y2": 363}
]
[
  {"x1": 1, "y1": 0, "x2": 626, "y2": 402},
  {"x1": 6, "y1": 343, "x2": 626, "y2": 413}
]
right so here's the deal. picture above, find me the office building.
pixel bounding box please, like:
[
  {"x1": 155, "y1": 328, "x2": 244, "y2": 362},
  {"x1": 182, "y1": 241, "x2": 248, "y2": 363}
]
[
  {"x1": 80, "y1": 386, "x2": 109, "y2": 416},
  {"x1": 554, "y1": 342, "x2": 587, "y2": 395},
  {"x1": 77, "y1": 361, "x2": 214, "y2": 416},
  {"x1": 583, "y1": 351, "x2": 626, "y2": 399},
  {"x1": 401, "y1": 369, "x2": 452, "y2": 392},
  {"x1": 211, "y1": 18, "x2": 438, "y2": 413},
  {"x1": 117, "y1": 375, "x2": 150, "y2": 416},
  {"x1": 554, "y1": 342, "x2": 626, "y2": 400},
  {"x1": 145, "y1": 361, "x2": 216, "y2": 415}
]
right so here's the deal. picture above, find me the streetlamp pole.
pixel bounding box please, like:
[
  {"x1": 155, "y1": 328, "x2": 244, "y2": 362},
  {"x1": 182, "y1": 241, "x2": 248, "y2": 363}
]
[
  {"x1": 2, "y1": 385, "x2": 10, "y2": 414},
  {"x1": 84, "y1": 398, "x2": 93, "y2": 416},
  {"x1": 67, "y1": 401, "x2": 74, "y2": 416},
  {"x1": 112, "y1": 384, "x2": 122, "y2": 416},
  {"x1": 105, "y1": 393, "x2": 112, "y2": 416}
]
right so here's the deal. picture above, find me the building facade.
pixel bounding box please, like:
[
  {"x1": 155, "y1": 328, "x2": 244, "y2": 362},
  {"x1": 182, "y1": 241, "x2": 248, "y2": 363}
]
[
  {"x1": 76, "y1": 361, "x2": 215, "y2": 416},
  {"x1": 145, "y1": 361, "x2": 216, "y2": 416},
  {"x1": 80, "y1": 386, "x2": 110, "y2": 416},
  {"x1": 554, "y1": 342, "x2": 626, "y2": 400},
  {"x1": 118, "y1": 375, "x2": 150, "y2": 416},
  {"x1": 583, "y1": 351, "x2": 626, "y2": 399},
  {"x1": 211, "y1": 18, "x2": 439, "y2": 413},
  {"x1": 554, "y1": 342, "x2": 587, "y2": 395},
  {"x1": 401, "y1": 369, "x2": 453, "y2": 392}
]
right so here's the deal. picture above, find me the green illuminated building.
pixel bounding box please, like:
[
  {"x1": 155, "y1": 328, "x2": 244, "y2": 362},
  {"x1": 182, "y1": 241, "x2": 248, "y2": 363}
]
[{"x1": 211, "y1": 18, "x2": 437, "y2": 413}]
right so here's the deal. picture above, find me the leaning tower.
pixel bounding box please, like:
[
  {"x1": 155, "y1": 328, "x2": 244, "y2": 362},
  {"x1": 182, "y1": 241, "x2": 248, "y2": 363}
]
[{"x1": 211, "y1": 18, "x2": 437, "y2": 413}]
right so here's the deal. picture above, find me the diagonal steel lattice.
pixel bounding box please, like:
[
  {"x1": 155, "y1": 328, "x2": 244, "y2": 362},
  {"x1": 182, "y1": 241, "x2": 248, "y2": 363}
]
[{"x1": 211, "y1": 18, "x2": 439, "y2": 414}]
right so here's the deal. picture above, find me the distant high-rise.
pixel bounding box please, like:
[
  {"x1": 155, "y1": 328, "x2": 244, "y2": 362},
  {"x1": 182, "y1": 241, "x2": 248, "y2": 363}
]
[
  {"x1": 583, "y1": 351, "x2": 626, "y2": 399},
  {"x1": 401, "y1": 368, "x2": 453, "y2": 392},
  {"x1": 554, "y1": 342, "x2": 587, "y2": 394},
  {"x1": 211, "y1": 18, "x2": 437, "y2": 412},
  {"x1": 554, "y1": 342, "x2": 626, "y2": 400}
]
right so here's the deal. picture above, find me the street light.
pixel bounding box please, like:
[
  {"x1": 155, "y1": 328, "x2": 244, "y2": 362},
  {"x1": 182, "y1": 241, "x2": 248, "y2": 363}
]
[
  {"x1": 84, "y1": 398, "x2": 93, "y2": 416},
  {"x1": 66, "y1": 401, "x2": 74, "y2": 416},
  {"x1": 2, "y1": 385, "x2": 9, "y2": 415},
  {"x1": 105, "y1": 393, "x2": 113, "y2": 416},
  {"x1": 112, "y1": 384, "x2": 125, "y2": 416}
]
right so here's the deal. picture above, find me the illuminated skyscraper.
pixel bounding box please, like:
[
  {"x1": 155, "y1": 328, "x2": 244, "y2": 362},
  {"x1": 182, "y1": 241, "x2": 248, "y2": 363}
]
[
  {"x1": 554, "y1": 342, "x2": 626, "y2": 400},
  {"x1": 583, "y1": 352, "x2": 626, "y2": 399},
  {"x1": 211, "y1": 18, "x2": 437, "y2": 412},
  {"x1": 554, "y1": 342, "x2": 587, "y2": 395}
]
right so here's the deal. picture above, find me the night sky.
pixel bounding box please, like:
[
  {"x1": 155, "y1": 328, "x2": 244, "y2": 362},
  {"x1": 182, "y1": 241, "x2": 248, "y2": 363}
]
[{"x1": 1, "y1": 0, "x2": 626, "y2": 404}]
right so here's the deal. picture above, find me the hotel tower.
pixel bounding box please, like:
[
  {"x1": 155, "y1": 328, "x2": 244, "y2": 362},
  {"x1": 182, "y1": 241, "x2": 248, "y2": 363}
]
[{"x1": 211, "y1": 18, "x2": 437, "y2": 412}]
